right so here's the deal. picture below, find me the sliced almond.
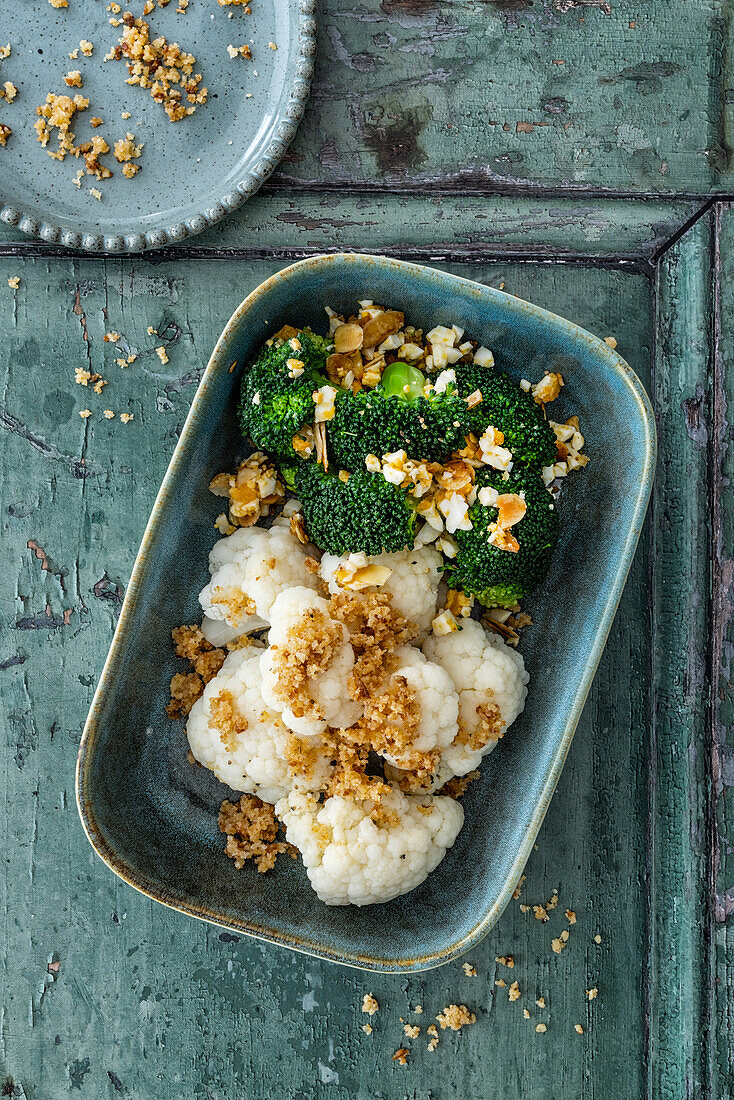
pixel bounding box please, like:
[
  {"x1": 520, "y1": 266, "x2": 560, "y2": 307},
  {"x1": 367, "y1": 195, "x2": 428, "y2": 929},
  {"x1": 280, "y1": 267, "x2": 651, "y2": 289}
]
[
  {"x1": 314, "y1": 420, "x2": 329, "y2": 471},
  {"x1": 360, "y1": 310, "x2": 404, "y2": 348},
  {"x1": 495, "y1": 493, "x2": 527, "y2": 529},
  {"x1": 273, "y1": 324, "x2": 301, "y2": 341},
  {"x1": 290, "y1": 513, "x2": 309, "y2": 544},
  {"x1": 334, "y1": 323, "x2": 364, "y2": 354},
  {"x1": 465, "y1": 389, "x2": 483, "y2": 408}
]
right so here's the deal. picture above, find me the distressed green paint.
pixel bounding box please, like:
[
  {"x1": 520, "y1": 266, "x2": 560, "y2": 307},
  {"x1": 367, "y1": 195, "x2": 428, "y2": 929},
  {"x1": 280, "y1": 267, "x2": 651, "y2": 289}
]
[
  {"x1": 0, "y1": 194, "x2": 703, "y2": 260},
  {"x1": 651, "y1": 216, "x2": 714, "y2": 1099},
  {"x1": 274, "y1": 0, "x2": 731, "y2": 196},
  {"x1": 1, "y1": 255, "x2": 658, "y2": 1099},
  {"x1": 712, "y1": 204, "x2": 734, "y2": 1097}
]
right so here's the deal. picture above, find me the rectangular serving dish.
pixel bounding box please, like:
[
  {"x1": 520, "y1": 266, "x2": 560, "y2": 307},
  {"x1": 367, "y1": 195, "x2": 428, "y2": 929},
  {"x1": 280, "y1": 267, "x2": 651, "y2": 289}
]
[{"x1": 76, "y1": 253, "x2": 655, "y2": 972}]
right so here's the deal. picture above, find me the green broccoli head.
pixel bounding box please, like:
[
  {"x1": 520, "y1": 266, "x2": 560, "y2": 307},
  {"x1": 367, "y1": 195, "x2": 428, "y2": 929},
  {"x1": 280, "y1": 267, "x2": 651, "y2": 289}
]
[
  {"x1": 446, "y1": 464, "x2": 559, "y2": 608},
  {"x1": 295, "y1": 462, "x2": 418, "y2": 555},
  {"x1": 328, "y1": 361, "x2": 468, "y2": 471},
  {"x1": 454, "y1": 364, "x2": 558, "y2": 470},
  {"x1": 237, "y1": 330, "x2": 332, "y2": 462}
]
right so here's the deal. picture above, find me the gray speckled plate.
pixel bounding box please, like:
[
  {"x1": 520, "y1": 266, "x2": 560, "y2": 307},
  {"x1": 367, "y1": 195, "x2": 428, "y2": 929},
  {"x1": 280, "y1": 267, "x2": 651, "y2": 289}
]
[{"x1": 0, "y1": 0, "x2": 315, "y2": 252}]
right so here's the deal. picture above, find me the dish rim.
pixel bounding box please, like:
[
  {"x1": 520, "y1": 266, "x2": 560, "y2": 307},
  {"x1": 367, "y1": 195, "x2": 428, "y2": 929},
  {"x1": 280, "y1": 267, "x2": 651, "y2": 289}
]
[
  {"x1": 0, "y1": 0, "x2": 316, "y2": 255},
  {"x1": 75, "y1": 252, "x2": 657, "y2": 972}
]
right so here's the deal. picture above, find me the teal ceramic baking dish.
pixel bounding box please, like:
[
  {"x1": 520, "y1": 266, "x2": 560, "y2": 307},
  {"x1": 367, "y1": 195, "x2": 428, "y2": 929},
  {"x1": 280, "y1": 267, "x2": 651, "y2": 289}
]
[{"x1": 76, "y1": 253, "x2": 656, "y2": 972}]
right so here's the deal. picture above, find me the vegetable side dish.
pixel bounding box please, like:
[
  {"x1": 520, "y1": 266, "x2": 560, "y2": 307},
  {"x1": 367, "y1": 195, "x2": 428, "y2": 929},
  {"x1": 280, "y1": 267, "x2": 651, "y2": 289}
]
[{"x1": 168, "y1": 300, "x2": 588, "y2": 906}]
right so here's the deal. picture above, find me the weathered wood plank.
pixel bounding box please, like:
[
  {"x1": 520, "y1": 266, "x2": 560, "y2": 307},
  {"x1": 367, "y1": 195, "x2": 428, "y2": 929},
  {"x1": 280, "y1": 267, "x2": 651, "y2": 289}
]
[
  {"x1": 0, "y1": 254, "x2": 656, "y2": 1098},
  {"x1": 651, "y1": 215, "x2": 714, "y2": 1099},
  {"x1": 710, "y1": 203, "x2": 734, "y2": 1099},
  {"x1": 0, "y1": 193, "x2": 703, "y2": 260},
  {"x1": 271, "y1": 0, "x2": 730, "y2": 196}
]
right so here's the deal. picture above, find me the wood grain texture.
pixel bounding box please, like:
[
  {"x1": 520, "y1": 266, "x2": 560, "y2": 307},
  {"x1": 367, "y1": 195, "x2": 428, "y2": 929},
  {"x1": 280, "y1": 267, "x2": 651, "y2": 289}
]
[
  {"x1": 268, "y1": 0, "x2": 731, "y2": 197},
  {"x1": 1, "y1": 255, "x2": 656, "y2": 1099},
  {"x1": 0, "y1": 194, "x2": 703, "y2": 261},
  {"x1": 652, "y1": 215, "x2": 714, "y2": 1100}
]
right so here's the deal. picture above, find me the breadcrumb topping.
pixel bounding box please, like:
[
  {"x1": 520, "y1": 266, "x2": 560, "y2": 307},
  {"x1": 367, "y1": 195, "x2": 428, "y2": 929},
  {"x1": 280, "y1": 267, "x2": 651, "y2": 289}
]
[
  {"x1": 329, "y1": 591, "x2": 417, "y2": 701},
  {"x1": 219, "y1": 795, "x2": 296, "y2": 872},
  {"x1": 270, "y1": 608, "x2": 343, "y2": 720}
]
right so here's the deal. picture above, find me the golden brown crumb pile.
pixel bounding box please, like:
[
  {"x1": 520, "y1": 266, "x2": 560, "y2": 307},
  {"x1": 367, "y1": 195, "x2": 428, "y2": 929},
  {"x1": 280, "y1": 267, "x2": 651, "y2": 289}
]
[
  {"x1": 362, "y1": 993, "x2": 379, "y2": 1015},
  {"x1": 110, "y1": 13, "x2": 208, "y2": 122},
  {"x1": 269, "y1": 608, "x2": 343, "y2": 720},
  {"x1": 391, "y1": 1049, "x2": 409, "y2": 1066},
  {"x1": 166, "y1": 624, "x2": 228, "y2": 717},
  {"x1": 218, "y1": 795, "x2": 297, "y2": 872},
  {"x1": 329, "y1": 590, "x2": 417, "y2": 701},
  {"x1": 436, "y1": 1004, "x2": 476, "y2": 1031}
]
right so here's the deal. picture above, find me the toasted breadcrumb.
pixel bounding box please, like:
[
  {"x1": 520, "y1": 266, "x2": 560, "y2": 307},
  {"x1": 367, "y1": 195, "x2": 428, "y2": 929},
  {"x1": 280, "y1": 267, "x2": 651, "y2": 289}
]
[
  {"x1": 535, "y1": 997, "x2": 546, "y2": 1008},
  {"x1": 495, "y1": 979, "x2": 506, "y2": 988},
  {"x1": 329, "y1": 591, "x2": 416, "y2": 702},
  {"x1": 209, "y1": 453, "x2": 285, "y2": 530},
  {"x1": 604, "y1": 336, "x2": 617, "y2": 349},
  {"x1": 227, "y1": 43, "x2": 252, "y2": 59},
  {"x1": 495, "y1": 955, "x2": 514, "y2": 968},
  {"x1": 0, "y1": 45, "x2": 10, "y2": 60},
  {"x1": 80, "y1": 40, "x2": 94, "y2": 56},
  {"x1": 523, "y1": 1009, "x2": 531, "y2": 1019},
  {"x1": 436, "y1": 1005, "x2": 476, "y2": 1031},
  {"x1": 462, "y1": 962, "x2": 477, "y2": 977},
  {"x1": 594, "y1": 934, "x2": 602, "y2": 944},
  {"x1": 574, "y1": 1024, "x2": 584, "y2": 1034},
  {"x1": 565, "y1": 908, "x2": 577, "y2": 924},
  {"x1": 362, "y1": 994, "x2": 379, "y2": 1015},
  {"x1": 90, "y1": 188, "x2": 103, "y2": 200},
  {"x1": 392, "y1": 1049, "x2": 409, "y2": 1066},
  {"x1": 0, "y1": 81, "x2": 17, "y2": 103},
  {"x1": 156, "y1": 345, "x2": 169, "y2": 364},
  {"x1": 119, "y1": 412, "x2": 134, "y2": 424},
  {"x1": 361, "y1": 1024, "x2": 372, "y2": 1035},
  {"x1": 535, "y1": 1023, "x2": 547, "y2": 1033},
  {"x1": 508, "y1": 981, "x2": 521, "y2": 1002},
  {"x1": 414, "y1": 1005, "x2": 423, "y2": 1014},
  {"x1": 7, "y1": 276, "x2": 20, "y2": 289},
  {"x1": 104, "y1": 331, "x2": 121, "y2": 342},
  {"x1": 79, "y1": 408, "x2": 92, "y2": 419},
  {"x1": 512, "y1": 875, "x2": 526, "y2": 899},
  {"x1": 219, "y1": 795, "x2": 296, "y2": 872},
  {"x1": 551, "y1": 929, "x2": 570, "y2": 954},
  {"x1": 110, "y1": 14, "x2": 208, "y2": 122},
  {"x1": 270, "y1": 608, "x2": 343, "y2": 720},
  {"x1": 48, "y1": 0, "x2": 68, "y2": 7},
  {"x1": 64, "y1": 71, "x2": 83, "y2": 87},
  {"x1": 427, "y1": 1024, "x2": 439, "y2": 1051},
  {"x1": 586, "y1": 988, "x2": 598, "y2": 1000},
  {"x1": 0, "y1": 124, "x2": 11, "y2": 146},
  {"x1": 403, "y1": 1024, "x2": 420, "y2": 1038},
  {"x1": 103, "y1": 409, "x2": 115, "y2": 419}
]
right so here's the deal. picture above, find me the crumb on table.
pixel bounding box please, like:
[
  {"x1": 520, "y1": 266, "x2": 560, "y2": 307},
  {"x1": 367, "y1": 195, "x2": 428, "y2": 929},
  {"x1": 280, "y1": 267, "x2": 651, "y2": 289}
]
[
  {"x1": 436, "y1": 1004, "x2": 476, "y2": 1031},
  {"x1": 361, "y1": 993, "x2": 379, "y2": 1016}
]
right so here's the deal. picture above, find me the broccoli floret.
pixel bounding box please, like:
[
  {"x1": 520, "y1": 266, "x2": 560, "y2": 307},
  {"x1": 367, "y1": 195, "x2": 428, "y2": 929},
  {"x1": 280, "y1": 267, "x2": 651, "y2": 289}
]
[
  {"x1": 328, "y1": 361, "x2": 468, "y2": 471},
  {"x1": 295, "y1": 462, "x2": 418, "y2": 555},
  {"x1": 454, "y1": 364, "x2": 557, "y2": 469},
  {"x1": 237, "y1": 331, "x2": 331, "y2": 462},
  {"x1": 446, "y1": 464, "x2": 559, "y2": 608}
]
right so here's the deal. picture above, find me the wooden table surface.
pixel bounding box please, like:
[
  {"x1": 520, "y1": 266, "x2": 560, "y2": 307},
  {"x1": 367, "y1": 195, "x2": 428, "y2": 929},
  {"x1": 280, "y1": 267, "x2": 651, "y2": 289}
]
[{"x1": 1, "y1": 2, "x2": 733, "y2": 1097}]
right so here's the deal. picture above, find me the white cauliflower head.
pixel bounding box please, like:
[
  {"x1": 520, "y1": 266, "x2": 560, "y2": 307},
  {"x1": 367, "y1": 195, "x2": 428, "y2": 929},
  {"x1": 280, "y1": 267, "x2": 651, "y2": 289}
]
[
  {"x1": 423, "y1": 618, "x2": 528, "y2": 777},
  {"x1": 363, "y1": 644, "x2": 459, "y2": 769},
  {"x1": 276, "y1": 787, "x2": 464, "y2": 906},
  {"x1": 199, "y1": 526, "x2": 320, "y2": 638},
  {"x1": 186, "y1": 649, "x2": 331, "y2": 803},
  {"x1": 260, "y1": 587, "x2": 362, "y2": 737},
  {"x1": 319, "y1": 546, "x2": 442, "y2": 639}
]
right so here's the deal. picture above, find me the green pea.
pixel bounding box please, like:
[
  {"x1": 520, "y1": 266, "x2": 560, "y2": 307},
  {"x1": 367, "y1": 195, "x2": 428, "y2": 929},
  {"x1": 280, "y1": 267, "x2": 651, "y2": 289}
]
[{"x1": 381, "y1": 361, "x2": 426, "y2": 400}]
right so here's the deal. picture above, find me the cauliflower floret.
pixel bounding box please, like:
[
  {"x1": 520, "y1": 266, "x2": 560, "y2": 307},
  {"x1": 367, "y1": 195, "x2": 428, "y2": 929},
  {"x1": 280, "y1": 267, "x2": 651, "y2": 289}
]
[
  {"x1": 199, "y1": 526, "x2": 320, "y2": 638},
  {"x1": 276, "y1": 788, "x2": 464, "y2": 905},
  {"x1": 260, "y1": 587, "x2": 362, "y2": 737},
  {"x1": 423, "y1": 618, "x2": 528, "y2": 777},
  {"x1": 186, "y1": 649, "x2": 331, "y2": 803},
  {"x1": 319, "y1": 546, "x2": 442, "y2": 639},
  {"x1": 366, "y1": 645, "x2": 459, "y2": 768}
]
